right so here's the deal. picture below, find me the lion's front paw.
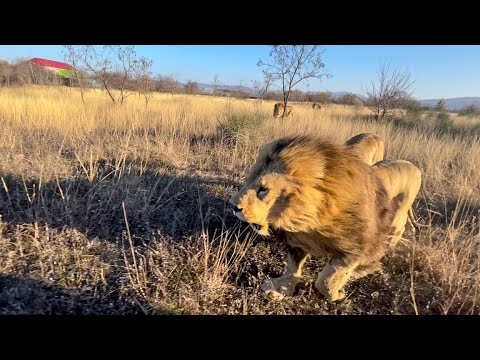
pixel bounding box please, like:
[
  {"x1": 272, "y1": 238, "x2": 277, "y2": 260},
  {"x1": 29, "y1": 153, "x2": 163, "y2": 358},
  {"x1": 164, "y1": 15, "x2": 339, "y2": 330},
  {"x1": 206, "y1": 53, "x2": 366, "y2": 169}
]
[
  {"x1": 261, "y1": 276, "x2": 299, "y2": 299},
  {"x1": 315, "y1": 278, "x2": 346, "y2": 302}
]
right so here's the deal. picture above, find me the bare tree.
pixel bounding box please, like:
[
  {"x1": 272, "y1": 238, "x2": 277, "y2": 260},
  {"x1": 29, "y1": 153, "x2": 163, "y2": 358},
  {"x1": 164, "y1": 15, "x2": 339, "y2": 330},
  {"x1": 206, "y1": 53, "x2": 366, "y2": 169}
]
[
  {"x1": 258, "y1": 45, "x2": 331, "y2": 120},
  {"x1": 436, "y1": 98, "x2": 446, "y2": 111},
  {"x1": 62, "y1": 45, "x2": 87, "y2": 105},
  {"x1": 9, "y1": 58, "x2": 62, "y2": 86},
  {"x1": 251, "y1": 72, "x2": 273, "y2": 102},
  {"x1": 68, "y1": 45, "x2": 152, "y2": 104},
  {"x1": 154, "y1": 74, "x2": 182, "y2": 97},
  {"x1": 362, "y1": 63, "x2": 415, "y2": 120},
  {"x1": 212, "y1": 74, "x2": 223, "y2": 94},
  {"x1": 135, "y1": 58, "x2": 155, "y2": 108},
  {"x1": 115, "y1": 46, "x2": 150, "y2": 104},
  {"x1": 0, "y1": 60, "x2": 12, "y2": 87},
  {"x1": 184, "y1": 80, "x2": 200, "y2": 94},
  {"x1": 80, "y1": 46, "x2": 117, "y2": 103},
  {"x1": 314, "y1": 91, "x2": 333, "y2": 104},
  {"x1": 336, "y1": 92, "x2": 362, "y2": 106}
]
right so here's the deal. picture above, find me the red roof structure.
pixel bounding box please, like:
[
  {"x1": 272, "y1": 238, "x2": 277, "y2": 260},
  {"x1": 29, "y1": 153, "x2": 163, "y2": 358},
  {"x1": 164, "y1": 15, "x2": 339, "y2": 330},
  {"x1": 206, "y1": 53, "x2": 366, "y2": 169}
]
[{"x1": 30, "y1": 58, "x2": 73, "y2": 70}]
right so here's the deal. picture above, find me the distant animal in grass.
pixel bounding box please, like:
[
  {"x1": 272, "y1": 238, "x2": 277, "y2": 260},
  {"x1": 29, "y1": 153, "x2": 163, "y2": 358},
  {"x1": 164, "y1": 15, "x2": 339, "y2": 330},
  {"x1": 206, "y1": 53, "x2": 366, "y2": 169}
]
[{"x1": 273, "y1": 103, "x2": 293, "y2": 118}]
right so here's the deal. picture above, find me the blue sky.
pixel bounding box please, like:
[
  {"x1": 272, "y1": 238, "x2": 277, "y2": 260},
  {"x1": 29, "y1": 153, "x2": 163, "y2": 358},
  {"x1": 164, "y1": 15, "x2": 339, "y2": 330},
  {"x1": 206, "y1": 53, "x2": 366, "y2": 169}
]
[{"x1": 1, "y1": 45, "x2": 479, "y2": 99}]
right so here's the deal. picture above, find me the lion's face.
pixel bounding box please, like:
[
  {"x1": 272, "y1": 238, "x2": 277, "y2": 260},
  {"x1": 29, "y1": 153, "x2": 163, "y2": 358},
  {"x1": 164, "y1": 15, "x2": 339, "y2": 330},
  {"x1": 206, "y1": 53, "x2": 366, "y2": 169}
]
[
  {"x1": 230, "y1": 172, "x2": 290, "y2": 236},
  {"x1": 273, "y1": 103, "x2": 283, "y2": 117},
  {"x1": 229, "y1": 137, "x2": 327, "y2": 236},
  {"x1": 229, "y1": 141, "x2": 286, "y2": 235}
]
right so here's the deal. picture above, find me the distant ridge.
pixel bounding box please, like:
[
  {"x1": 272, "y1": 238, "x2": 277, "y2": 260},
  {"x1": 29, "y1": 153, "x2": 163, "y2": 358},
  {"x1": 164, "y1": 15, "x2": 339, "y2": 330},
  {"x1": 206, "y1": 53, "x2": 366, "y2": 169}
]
[
  {"x1": 185, "y1": 82, "x2": 480, "y2": 110},
  {"x1": 419, "y1": 97, "x2": 480, "y2": 111}
]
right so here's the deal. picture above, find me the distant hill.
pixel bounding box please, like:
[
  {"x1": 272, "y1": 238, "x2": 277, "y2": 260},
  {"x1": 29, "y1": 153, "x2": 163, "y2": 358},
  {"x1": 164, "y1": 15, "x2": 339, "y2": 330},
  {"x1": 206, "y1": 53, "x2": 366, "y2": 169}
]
[
  {"x1": 193, "y1": 82, "x2": 254, "y2": 94},
  {"x1": 419, "y1": 97, "x2": 480, "y2": 111},
  {"x1": 192, "y1": 83, "x2": 366, "y2": 98},
  {"x1": 185, "y1": 82, "x2": 480, "y2": 111}
]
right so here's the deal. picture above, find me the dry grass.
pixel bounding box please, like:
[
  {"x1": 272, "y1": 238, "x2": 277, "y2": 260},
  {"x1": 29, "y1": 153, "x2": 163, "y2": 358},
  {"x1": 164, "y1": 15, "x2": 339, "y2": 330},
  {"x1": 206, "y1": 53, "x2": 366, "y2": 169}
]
[{"x1": 0, "y1": 85, "x2": 479, "y2": 314}]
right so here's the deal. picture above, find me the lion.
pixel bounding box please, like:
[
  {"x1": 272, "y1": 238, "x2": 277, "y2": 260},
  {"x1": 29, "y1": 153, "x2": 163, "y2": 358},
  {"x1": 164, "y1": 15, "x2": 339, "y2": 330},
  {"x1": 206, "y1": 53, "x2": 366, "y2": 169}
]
[
  {"x1": 312, "y1": 103, "x2": 322, "y2": 110},
  {"x1": 273, "y1": 103, "x2": 293, "y2": 118},
  {"x1": 229, "y1": 135, "x2": 403, "y2": 302},
  {"x1": 372, "y1": 159, "x2": 422, "y2": 247},
  {"x1": 344, "y1": 133, "x2": 384, "y2": 166}
]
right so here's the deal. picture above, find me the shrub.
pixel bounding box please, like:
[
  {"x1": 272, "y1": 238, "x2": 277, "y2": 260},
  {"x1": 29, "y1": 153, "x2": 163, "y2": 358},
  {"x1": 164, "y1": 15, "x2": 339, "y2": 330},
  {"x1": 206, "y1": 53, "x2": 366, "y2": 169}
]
[
  {"x1": 403, "y1": 99, "x2": 423, "y2": 122},
  {"x1": 435, "y1": 111, "x2": 453, "y2": 131},
  {"x1": 218, "y1": 109, "x2": 267, "y2": 146}
]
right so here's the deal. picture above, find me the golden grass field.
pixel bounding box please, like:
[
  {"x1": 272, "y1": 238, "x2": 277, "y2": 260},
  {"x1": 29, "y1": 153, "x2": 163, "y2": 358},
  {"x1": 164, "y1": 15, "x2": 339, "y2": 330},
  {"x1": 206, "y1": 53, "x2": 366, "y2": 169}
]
[{"x1": 1, "y1": 85, "x2": 479, "y2": 314}]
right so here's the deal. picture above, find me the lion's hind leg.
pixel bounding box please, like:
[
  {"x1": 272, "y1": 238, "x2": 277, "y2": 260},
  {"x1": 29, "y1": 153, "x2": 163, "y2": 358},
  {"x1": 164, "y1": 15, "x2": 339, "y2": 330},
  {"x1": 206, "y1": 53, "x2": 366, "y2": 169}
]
[{"x1": 262, "y1": 246, "x2": 309, "y2": 300}]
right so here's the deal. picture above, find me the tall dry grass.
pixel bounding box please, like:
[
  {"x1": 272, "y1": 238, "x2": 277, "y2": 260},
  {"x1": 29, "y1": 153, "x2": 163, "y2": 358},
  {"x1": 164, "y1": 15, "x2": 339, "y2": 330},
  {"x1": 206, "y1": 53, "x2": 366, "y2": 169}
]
[{"x1": 0, "y1": 85, "x2": 479, "y2": 314}]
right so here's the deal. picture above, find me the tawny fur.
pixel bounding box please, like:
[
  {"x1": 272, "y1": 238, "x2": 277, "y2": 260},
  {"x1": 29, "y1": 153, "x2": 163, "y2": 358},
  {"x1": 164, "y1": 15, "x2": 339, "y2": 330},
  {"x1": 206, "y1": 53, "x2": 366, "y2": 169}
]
[
  {"x1": 372, "y1": 159, "x2": 422, "y2": 247},
  {"x1": 345, "y1": 134, "x2": 420, "y2": 235},
  {"x1": 344, "y1": 133, "x2": 385, "y2": 166},
  {"x1": 230, "y1": 135, "x2": 399, "y2": 302},
  {"x1": 273, "y1": 103, "x2": 293, "y2": 118},
  {"x1": 312, "y1": 103, "x2": 322, "y2": 110}
]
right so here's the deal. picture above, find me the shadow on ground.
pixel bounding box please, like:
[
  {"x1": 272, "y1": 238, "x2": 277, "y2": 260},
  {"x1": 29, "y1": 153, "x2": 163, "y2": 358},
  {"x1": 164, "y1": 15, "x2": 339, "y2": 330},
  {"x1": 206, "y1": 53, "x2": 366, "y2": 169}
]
[
  {"x1": 0, "y1": 164, "x2": 242, "y2": 244},
  {"x1": 0, "y1": 274, "x2": 164, "y2": 315}
]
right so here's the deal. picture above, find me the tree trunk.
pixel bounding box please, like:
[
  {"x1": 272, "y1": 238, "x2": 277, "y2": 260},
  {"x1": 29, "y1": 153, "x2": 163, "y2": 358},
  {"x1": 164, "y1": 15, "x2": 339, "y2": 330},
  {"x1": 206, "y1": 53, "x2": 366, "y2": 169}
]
[
  {"x1": 76, "y1": 73, "x2": 85, "y2": 106},
  {"x1": 282, "y1": 99, "x2": 288, "y2": 121}
]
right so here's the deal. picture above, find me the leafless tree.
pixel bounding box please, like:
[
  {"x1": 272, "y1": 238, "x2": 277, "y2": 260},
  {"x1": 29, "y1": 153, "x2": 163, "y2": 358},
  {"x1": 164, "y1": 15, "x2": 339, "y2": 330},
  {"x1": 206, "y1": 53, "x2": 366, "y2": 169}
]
[
  {"x1": 0, "y1": 60, "x2": 12, "y2": 87},
  {"x1": 184, "y1": 80, "x2": 200, "y2": 94},
  {"x1": 155, "y1": 74, "x2": 182, "y2": 96},
  {"x1": 115, "y1": 46, "x2": 151, "y2": 104},
  {"x1": 362, "y1": 63, "x2": 415, "y2": 120},
  {"x1": 212, "y1": 74, "x2": 222, "y2": 94},
  {"x1": 135, "y1": 58, "x2": 155, "y2": 108},
  {"x1": 436, "y1": 98, "x2": 446, "y2": 111},
  {"x1": 62, "y1": 45, "x2": 87, "y2": 105},
  {"x1": 315, "y1": 91, "x2": 333, "y2": 104},
  {"x1": 80, "y1": 46, "x2": 117, "y2": 103},
  {"x1": 11, "y1": 58, "x2": 33, "y2": 85},
  {"x1": 68, "y1": 45, "x2": 152, "y2": 104},
  {"x1": 258, "y1": 45, "x2": 331, "y2": 120},
  {"x1": 336, "y1": 92, "x2": 362, "y2": 106},
  {"x1": 9, "y1": 58, "x2": 62, "y2": 86},
  {"x1": 251, "y1": 72, "x2": 274, "y2": 102}
]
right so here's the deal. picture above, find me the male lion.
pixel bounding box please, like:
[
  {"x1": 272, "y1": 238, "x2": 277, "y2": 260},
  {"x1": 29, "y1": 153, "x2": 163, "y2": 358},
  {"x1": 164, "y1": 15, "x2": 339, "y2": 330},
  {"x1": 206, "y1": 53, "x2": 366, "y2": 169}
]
[
  {"x1": 312, "y1": 103, "x2": 322, "y2": 110},
  {"x1": 372, "y1": 159, "x2": 422, "y2": 247},
  {"x1": 273, "y1": 103, "x2": 293, "y2": 118},
  {"x1": 229, "y1": 135, "x2": 400, "y2": 302},
  {"x1": 344, "y1": 133, "x2": 384, "y2": 166}
]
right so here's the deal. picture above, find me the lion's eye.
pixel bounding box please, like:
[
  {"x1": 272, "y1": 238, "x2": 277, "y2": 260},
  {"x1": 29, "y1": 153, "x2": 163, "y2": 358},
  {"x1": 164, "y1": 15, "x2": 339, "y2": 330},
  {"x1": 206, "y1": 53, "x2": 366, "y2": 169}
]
[{"x1": 257, "y1": 186, "x2": 268, "y2": 200}]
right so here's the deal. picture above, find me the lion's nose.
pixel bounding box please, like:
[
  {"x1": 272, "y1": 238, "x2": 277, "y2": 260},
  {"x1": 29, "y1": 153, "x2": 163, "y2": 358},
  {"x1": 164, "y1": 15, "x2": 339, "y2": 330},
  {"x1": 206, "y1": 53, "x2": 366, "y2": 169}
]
[{"x1": 233, "y1": 206, "x2": 242, "y2": 213}]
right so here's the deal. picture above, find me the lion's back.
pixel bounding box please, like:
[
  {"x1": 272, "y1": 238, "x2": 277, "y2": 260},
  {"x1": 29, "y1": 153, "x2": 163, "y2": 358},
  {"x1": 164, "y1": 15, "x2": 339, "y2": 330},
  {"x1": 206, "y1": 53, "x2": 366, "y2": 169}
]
[{"x1": 344, "y1": 133, "x2": 384, "y2": 165}]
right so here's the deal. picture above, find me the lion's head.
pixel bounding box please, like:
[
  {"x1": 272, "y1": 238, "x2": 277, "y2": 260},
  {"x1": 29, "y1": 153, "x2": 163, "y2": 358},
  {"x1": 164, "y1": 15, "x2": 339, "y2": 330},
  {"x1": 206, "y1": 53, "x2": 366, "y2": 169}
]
[{"x1": 273, "y1": 103, "x2": 293, "y2": 118}]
